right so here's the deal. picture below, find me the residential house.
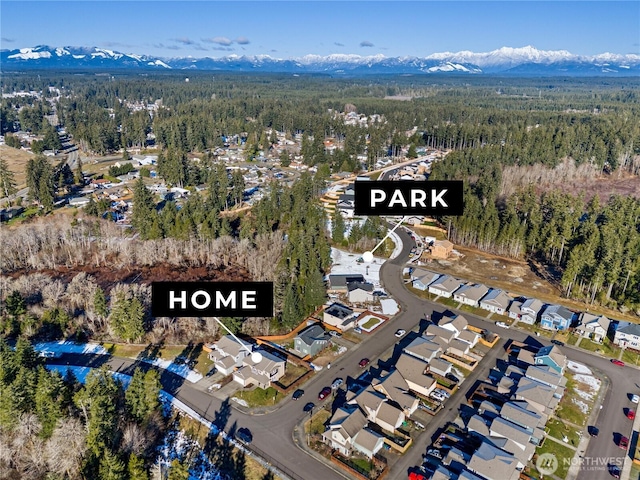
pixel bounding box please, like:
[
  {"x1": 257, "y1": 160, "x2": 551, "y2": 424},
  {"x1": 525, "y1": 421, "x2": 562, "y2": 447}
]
[
  {"x1": 328, "y1": 274, "x2": 365, "y2": 291},
  {"x1": 430, "y1": 240, "x2": 454, "y2": 259},
  {"x1": 540, "y1": 304, "x2": 574, "y2": 331},
  {"x1": 322, "y1": 406, "x2": 367, "y2": 456},
  {"x1": 479, "y1": 289, "x2": 512, "y2": 315},
  {"x1": 412, "y1": 270, "x2": 441, "y2": 291},
  {"x1": 352, "y1": 428, "x2": 385, "y2": 459},
  {"x1": 448, "y1": 338, "x2": 471, "y2": 357},
  {"x1": 458, "y1": 329, "x2": 480, "y2": 348},
  {"x1": 507, "y1": 300, "x2": 524, "y2": 321},
  {"x1": 467, "y1": 441, "x2": 522, "y2": 480},
  {"x1": 395, "y1": 353, "x2": 437, "y2": 398},
  {"x1": 575, "y1": 313, "x2": 610, "y2": 343},
  {"x1": 208, "y1": 335, "x2": 254, "y2": 376},
  {"x1": 514, "y1": 377, "x2": 561, "y2": 414},
  {"x1": 534, "y1": 345, "x2": 567, "y2": 375},
  {"x1": 428, "y1": 275, "x2": 463, "y2": 298},
  {"x1": 525, "y1": 365, "x2": 567, "y2": 390},
  {"x1": 613, "y1": 322, "x2": 640, "y2": 350},
  {"x1": 232, "y1": 350, "x2": 286, "y2": 389},
  {"x1": 439, "y1": 314, "x2": 468, "y2": 337},
  {"x1": 372, "y1": 370, "x2": 419, "y2": 416},
  {"x1": 454, "y1": 283, "x2": 490, "y2": 307},
  {"x1": 428, "y1": 357, "x2": 453, "y2": 377},
  {"x1": 323, "y1": 303, "x2": 356, "y2": 330},
  {"x1": 403, "y1": 336, "x2": 442, "y2": 363},
  {"x1": 426, "y1": 324, "x2": 456, "y2": 346},
  {"x1": 517, "y1": 298, "x2": 544, "y2": 325},
  {"x1": 489, "y1": 416, "x2": 537, "y2": 463},
  {"x1": 294, "y1": 324, "x2": 328, "y2": 357},
  {"x1": 349, "y1": 389, "x2": 405, "y2": 433},
  {"x1": 499, "y1": 401, "x2": 547, "y2": 446},
  {"x1": 347, "y1": 282, "x2": 375, "y2": 304}
]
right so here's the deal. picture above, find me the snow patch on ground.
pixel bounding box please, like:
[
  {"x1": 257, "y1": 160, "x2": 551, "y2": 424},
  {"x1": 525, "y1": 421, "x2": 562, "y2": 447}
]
[
  {"x1": 147, "y1": 358, "x2": 203, "y2": 383},
  {"x1": 330, "y1": 247, "x2": 384, "y2": 289},
  {"x1": 573, "y1": 374, "x2": 601, "y2": 393},
  {"x1": 233, "y1": 398, "x2": 249, "y2": 408},
  {"x1": 572, "y1": 398, "x2": 589, "y2": 414},
  {"x1": 34, "y1": 341, "x2": 107, "y2": 355},
  {"x1": 380, "y1": 298, "x2": 399, "y2": 315},
  {"x1": 576, "y1": 389, "x2": 594, "y2": 402},
  {"x1": 567, "y1": 361, "x2": 592, "y2": 375}
]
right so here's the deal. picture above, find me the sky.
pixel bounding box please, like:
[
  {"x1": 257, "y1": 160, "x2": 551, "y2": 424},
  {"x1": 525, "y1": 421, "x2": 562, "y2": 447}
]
[{"x1": 1, "y1": 1, "x2": 638, "y2": 59}]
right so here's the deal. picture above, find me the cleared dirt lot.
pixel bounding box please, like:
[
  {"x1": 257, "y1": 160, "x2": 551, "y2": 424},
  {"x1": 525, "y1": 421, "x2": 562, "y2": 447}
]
[{"x1": 1, "y1": 145, "x2": 33, "y2": 190}]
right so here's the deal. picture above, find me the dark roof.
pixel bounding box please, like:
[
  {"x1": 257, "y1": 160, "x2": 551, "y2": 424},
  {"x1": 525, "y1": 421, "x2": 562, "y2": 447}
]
[
  {"x1": 348, "y1": 282, "x2": 374, "y2": 292},
  {"x1": 329, "y1": 274, "x2": 366, "y2": 288},
  {"x1": 325, "y1": 303, "x2": 354, "y2": 319},
  {"x1": 296, "y1": 324, "x2": 327, "y2": 346}
]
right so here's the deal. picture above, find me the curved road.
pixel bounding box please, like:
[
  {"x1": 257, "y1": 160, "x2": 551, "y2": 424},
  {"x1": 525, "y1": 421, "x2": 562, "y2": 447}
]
[{"x1": 53, "y1": 226, "x2": 637, "y2": 480}]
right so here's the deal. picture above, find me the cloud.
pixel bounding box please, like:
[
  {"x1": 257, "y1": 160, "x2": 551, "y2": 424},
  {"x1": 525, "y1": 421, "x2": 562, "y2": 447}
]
[
  {"x1": 360, "y1": 41, "x2": 374, "y2": 48},
  {"x1": 1, "y1": 37, "x2": 15, "y2": 43},
  {"x1": 194, "y1": 45, "x2": 209, "y2": 51},
  {"x1": 100, "y1": 41, "x2": 136, "y2": 49},
  {"x1": 211, "y1": 46, "x2": 234, "y2": 52},
  {"x1": 153, "y1": 43, "x2": 181, "y2": 50},
  {"x1": 203, "y1": 36, "x2": 233, "y2": 46},
  {"x1": 172, "y1": 37, "x2": 196, "y2": 45},
  {"x1": 334, "y1": 42, "x2": 345, "y2": 47},
  {"x1": 235, "y1": 36, "x2": 250, "y2": 45}
]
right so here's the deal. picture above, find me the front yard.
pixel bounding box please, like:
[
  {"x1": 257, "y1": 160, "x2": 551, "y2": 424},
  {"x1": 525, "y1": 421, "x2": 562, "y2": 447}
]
[
  {"x1": 577, "y1": 337, "x2": 620, "y2": 358},
  {"x1": 533, "y1": 440, "x2": 575, "y2": 479},
  {"x1": 545, "y1": 417, "x2": 582, "y2": 447},
  {"x1": 233, "y1": 386, "x2": 283, "y2": 407}
]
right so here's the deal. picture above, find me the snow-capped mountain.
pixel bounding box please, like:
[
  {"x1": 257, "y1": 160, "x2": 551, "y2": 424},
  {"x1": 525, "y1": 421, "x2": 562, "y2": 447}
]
[{"x1": 1, "y1": 45, "x2": 639, "y2": 76}]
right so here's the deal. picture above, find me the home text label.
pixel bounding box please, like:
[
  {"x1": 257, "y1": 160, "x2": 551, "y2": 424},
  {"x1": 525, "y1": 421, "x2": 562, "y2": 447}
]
[
  {"x1": 151, "y1": 282, "x2": 274, "y2": 317},
  {"x1": 354, "y1": 181, "x2": 464, "y2": 216}
]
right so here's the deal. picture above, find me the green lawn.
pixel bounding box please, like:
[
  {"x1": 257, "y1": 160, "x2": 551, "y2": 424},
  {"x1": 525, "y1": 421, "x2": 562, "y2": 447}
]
[
  {"x1": 407, "y1": 286, "x2": 437, "y2": 301},
  {"x1": 622, "y1": 349, "x2": 640, "y2": 366},
  {"x1": 305, "y1": 409, "x2": 331, "y2": 435},
  {"x1": 276, "y1": 363, "x2": 309, "y2": 388},
  {"x1": 546, "y1": 418, "x2": 582, "y2": 447},
  {"x1": 233, "y1": 387, "x2": 283, "y2": 407},
  {"x1": 535, "y1": 440, "x2": 575, "y2": 479},
  {"x1": 437, "y1": 296, "x2": 460, "y2": 309},
  {"x1": 578, "y1": 337, "x2": 620, "y2": 358},
  {"x1": 555, "y1": 376, "x2": 595, "y2": 427},
  {"x1": 361, "y1": 317, "x2": 384, "y2": 329},
  {"x1": 566, "y1": 334, "x2": 580, "y2": 346},
  {"x1": 459, "y1": 304, "x2": 490, "y2": 317},
  {"x1": 350, "y1": 457, "x2": 374, "y2": 473}
]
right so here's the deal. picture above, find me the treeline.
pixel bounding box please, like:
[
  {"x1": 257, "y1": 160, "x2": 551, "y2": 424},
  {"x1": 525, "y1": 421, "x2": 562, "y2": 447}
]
[{"x1": 0, "y1": 338, "x2": 164, "y2": 480}]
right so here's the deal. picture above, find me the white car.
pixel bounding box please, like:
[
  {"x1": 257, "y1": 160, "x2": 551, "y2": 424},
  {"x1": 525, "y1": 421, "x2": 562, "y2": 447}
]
[
  {"x1": 395, "y1": 329, "x2": 406, "y2": 338},
  {"x1": 632, "y1": 394, "x2": 639, "y2": 404},
  {"x1": 496, "y1": 321, "x2": 510, "y2": 329}
]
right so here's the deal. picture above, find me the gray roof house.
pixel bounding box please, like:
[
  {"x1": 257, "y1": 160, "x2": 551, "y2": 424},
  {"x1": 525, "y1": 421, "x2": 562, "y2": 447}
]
[
  {"x1": 412, "y1": 269, "x2": 442, "y2": 291},
  {"x1": 403, "y1": 336, "x2": 442, "y2": 363},
  {"x1": 323, "y1": 302, "x2": 355, "y2": 329},
  {"x1": 352, "y1": 428, "x2": 385, "y2": 459},
  {"x1": 294, "y1": 324, "x2": 328, "y2": 357},
  {"x1": 439, "y1": 314, "x2": 468, "y2": 337},
  {"x1": 614, "y1": 322, "x2": 640, "y2": 349},
  {"x1": 328, "y1": 274, "x2": 365, "y2": 291},
  {"x1": 372, "y1": 370, "x2": 419, "y2": 416},
  {"x1": 576, "y1": 313, "x2": 610, "y2": 342},
  {"x1": 428, "y1": 274, "x2": 463, "y2": 298},
  {"x1": 479, "y1": 289, "x2": 513, "y2": 315},
  {"x1": 534, "y1": 345, "x2": 567, "y2": 374},
  {"x1": 525, "y1": 365, "x2": 567, "y2": 389},
  {"x1": 518, "y1": 298, "x2": 544, "y2": 325},
  {"x1": 322, "y1": 406, "x2": 367, "y2": 456},
  {"x1": 540, "y1": 304, "x2": 574, "y2": 331},
  {"x1": 426, "y1": 324, "x2": 456, "y2": 345},
  {"x1": 428, "y1": 357, "x2": 453, "y2": 377},
  {"x1": 395, "y1": 353, "x2": 437, "y2": 398},
  {"x1": 458, "y1": 329, "x2": 480, "y2": 347},
  {"x1": 232, "y1": 350, "x2": 286, "y2": 389},
  {"x1": 507, "y1": 300, "x2": 524, "y2": 321},
  {"x1": 514, "y1": 377, "x2": 561, "y2": 414},
  {"x1": 467, "y1": 441, "x2": 522, "y2": 480},
  {"x1": 453, "y1": 283, "x2": 490, "y2": 307},
  {"x1": 208, "y1": 335, "x2": 254, "y2": 376}
]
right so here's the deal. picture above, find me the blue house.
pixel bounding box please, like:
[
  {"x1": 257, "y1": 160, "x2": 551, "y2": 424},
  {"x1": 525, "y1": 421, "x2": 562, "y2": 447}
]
[
  {"x1": 534, "y1": 345, "x2": 567, "y2": 374},
  {"x1": 540, "y1": 304, "x2": 574, "y2": 331}
]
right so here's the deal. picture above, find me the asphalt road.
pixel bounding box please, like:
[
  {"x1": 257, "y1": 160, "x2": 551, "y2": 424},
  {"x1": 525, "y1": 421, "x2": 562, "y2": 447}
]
[{"x1": 51, "y1": 224, "x2": 638, "y2": 480}]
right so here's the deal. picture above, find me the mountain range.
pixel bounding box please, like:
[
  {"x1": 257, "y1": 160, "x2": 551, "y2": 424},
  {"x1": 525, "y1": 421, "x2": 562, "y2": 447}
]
[{"x1": 2, "y1": 45, "x2": 639, "y2": 76}]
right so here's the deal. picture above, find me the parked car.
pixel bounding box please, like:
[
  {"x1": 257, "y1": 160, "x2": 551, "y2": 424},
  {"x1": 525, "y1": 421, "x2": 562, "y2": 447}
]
[
  {"x1": 631, "y1": 394, "x2": 639, "y2": 404},
  {"x1": 354, "y1": 327, "x2": 363, "y2": 334},
  {"x1": 235, "y1": 428, "x2": 253, "y2": 444},
  {"x1": 292, "y1": 389, "x2": 304, "y2": 400},
  {"x1": 609, "y1": 464, "x2": 621, "y2": 479},
  {"x1": 395, "y1": 329, "x2": 406, "y2": 338},
  {"x1": 611, "y1": 359, "x2": 625, "y2": 367},
  {"x1": 426, "y1": 448, "x2": 442, "y2": 459},
  {"x1": 495, "y1": 321, "x2": 510, "y2": 329},
  {"x1": 331, "y1": 378, "x2": 344, "y2": 390},
  {"x1": 445, "y1": 373, "x2": 460, "y2": 383},
  {"x1": 619, "y1": 436, "x2": 629, "y2": 449},
  {"x1": 359, "y1": 358, "x2": 370, "y2": 368},
  {"x1": 587, "y1": 426, "x2": 599, "y2": 437},
  {"x1": 318, "y1": 387, "x2": 331, "y2": 400},
  {"x1": 627, "y1": 409, "x2": 636, "y2": 420},
  {"x1": 207, "y1": 383, "x2": 222, "y2": 392},
  {"x1": 303, "y1": 402, "x2": 314, "y2": 412},
  {"x1": 551, "y1": 339, "x2": 565, "y2": 346},
  {"x1": 434, "y1": 388, "x2": 450, "y2": 399},
  {"x1": 329, "y1": 331, "x2": 342, "y2": 338}
]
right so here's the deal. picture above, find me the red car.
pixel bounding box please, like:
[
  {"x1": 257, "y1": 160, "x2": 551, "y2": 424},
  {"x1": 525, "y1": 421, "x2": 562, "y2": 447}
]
[
  {"x1": 359, "y1": 358, "x2": 370, "y2": 368},
  {"x1": 627, "y1": 410, "x2": 636, "y2": 420},
  {"x1": 611, "y1": 359, "x2": 625, "y2": 367},
  {"x1": 619, "y1": 436, "x2": 629, "y2": 450},
  {"x1": 318, "y1": 387, "x2": 331, "y2": 400}
]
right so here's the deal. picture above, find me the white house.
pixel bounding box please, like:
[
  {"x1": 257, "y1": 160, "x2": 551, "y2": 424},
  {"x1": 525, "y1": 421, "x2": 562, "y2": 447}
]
[
  {"x1": 207, "y1": 335, "x2": 254, "y2": 376},
  {"x1": 614, "y1": 322, "x2": 640, "y2": 350},
  {"x1": 575, "y1": 313, "x2": 610, "y2": 343}
]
